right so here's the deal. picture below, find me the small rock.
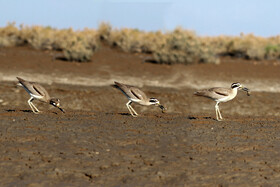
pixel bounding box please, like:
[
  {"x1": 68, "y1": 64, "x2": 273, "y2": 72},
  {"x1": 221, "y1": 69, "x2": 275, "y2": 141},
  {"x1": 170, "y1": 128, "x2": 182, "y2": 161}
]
[
  {"x1": 111, "y1": 162, "x2": 120, "y2": 167},
  {"x1": 156, "y1": 171, "x2": 166, "y2": 179},
  {"x1": 99, "y1": 165, "x2": 109, "y2": 170},
  {"x1": 54, "y1": 168, "x2": 64, "y2": 175}
]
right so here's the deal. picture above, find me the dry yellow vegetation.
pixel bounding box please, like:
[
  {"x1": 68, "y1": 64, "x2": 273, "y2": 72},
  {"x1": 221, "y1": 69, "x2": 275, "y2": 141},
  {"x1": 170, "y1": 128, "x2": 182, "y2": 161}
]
[
  {"x1": 1, "y1": 22, "x2": 280, "y2": 63},
  {"x1": 0, "y1": 23, "x2": 98, "y2": 62}
]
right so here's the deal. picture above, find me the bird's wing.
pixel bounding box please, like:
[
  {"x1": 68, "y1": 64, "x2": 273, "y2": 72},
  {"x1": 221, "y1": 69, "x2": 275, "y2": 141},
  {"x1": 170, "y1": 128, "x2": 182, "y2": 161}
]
[
  {"x1": 129, "y1": 87, "x2": 147, "y2": 101},
  {"x1": 194, "y1": 87, "x2": 231, "y2": 100},
  {"x1": 31, "y1": 83, "x2": 50, "y2": 98},
  {"x1": 209, "y1": 87, "x2": 230, "y2": 97},
  {"x1": 114, "y1": 81, "x2": 147, "y2": 101},
  {"x1": 17, "y1": 77, "x2": 50, "y2": 99}
]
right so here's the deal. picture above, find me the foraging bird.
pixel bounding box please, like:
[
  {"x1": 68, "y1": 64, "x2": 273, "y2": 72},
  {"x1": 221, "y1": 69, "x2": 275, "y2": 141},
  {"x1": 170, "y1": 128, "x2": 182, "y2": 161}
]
[
  {"x1": 194, "y1": 82, "x2": 250, "y2": 121},
  {"x1": 17, "y1": 77, "x2": 65, "y2": 114},
  {"x1": 114, "y1": 81, "x2": 165, "y2": 117}
]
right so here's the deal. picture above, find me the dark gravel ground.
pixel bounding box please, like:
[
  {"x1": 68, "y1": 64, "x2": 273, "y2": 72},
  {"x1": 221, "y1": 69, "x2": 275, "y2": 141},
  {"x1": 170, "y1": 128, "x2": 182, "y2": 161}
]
[
  {"x1": 0, "y1": 46, "x2": 280, "y2": 186},
  {"x1": 1, "y1": 107, "x2": 280, "y2": 186}
]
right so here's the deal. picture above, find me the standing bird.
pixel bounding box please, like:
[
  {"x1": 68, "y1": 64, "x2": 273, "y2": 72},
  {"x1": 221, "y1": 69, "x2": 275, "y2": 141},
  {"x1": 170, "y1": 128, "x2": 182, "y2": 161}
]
[
  {"x1": 114, "y1": 81, "x2": 166, "y2": 117},
  {"x1": 194, "y1": 82, "x2": 250, "y2": 121},
  {"x1": 17, "y1": 77, "x2": 65, "y2": 114}
]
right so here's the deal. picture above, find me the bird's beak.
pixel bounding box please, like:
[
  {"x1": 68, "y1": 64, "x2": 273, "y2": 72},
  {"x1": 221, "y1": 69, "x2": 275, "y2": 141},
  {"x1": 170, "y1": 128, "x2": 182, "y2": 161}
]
[
  {"x1": 242, "y1": 87, "x2": 251, "y2": 96},
  {"x1": 159, "y1": 104, "x2": 166, "y2": 113},
  {"x1": 58, "y1": 106, "x2": 65, "y2": 113}
]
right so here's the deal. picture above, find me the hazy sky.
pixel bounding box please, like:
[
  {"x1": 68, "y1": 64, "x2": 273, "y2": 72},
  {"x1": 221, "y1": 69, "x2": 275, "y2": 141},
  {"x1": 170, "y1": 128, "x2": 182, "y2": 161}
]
[{"x1": 0, "y1": 0, "x2": 279, "y2": 37}]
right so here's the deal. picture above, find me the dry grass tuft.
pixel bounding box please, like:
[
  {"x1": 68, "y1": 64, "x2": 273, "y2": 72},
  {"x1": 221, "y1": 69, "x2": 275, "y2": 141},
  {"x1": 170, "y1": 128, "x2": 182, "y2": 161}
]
[
  {"x1": 0, "y1": 23, "x2": 99, "y2": 62},
  {"x1": 1, "y1": 22, "x2": 280, "y2": 64}
]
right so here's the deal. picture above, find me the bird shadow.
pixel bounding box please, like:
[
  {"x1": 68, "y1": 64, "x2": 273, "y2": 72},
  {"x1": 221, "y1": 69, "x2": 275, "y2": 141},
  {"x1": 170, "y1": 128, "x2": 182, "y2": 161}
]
[
  {"x1": 188, "y1": 116, "x2": 215, "y2": 120},
  {"x1": 203, "y1": 116, "x2": 214, "y2": 120},
  {"x1": 5, "y1": 109, "x2": 33, "y2": 113},
  {"x1": 5, "y1": 109, "x2": 64, "y2": 115},
  {"x1": 188, "y1": 116, "x2": 197, "y2": 120},
  {"x1": 5, "y1": 109, "x2": 16, "y2": 112},
  {"x1": 20, "y1": 110, "x2": 33, "y2": 113},
  {"x1": 118, "y1": 113, "x2": 131, "y2": 116}
]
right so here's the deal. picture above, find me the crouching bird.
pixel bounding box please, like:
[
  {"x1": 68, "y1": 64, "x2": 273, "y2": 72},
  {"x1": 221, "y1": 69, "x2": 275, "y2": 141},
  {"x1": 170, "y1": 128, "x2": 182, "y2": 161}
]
[
  {"x1": 17, "y1": 77, "x2": 65, "y2": 114},
  {"x1": 114, "y1": 81, "x2": 166, "y2": 117}
]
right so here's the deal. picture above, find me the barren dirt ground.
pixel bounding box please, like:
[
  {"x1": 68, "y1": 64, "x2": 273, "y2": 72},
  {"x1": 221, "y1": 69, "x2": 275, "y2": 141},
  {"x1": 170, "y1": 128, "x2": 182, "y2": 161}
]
[{"x1": 0, "y1": 46, "x2": 280, "y2": 186}]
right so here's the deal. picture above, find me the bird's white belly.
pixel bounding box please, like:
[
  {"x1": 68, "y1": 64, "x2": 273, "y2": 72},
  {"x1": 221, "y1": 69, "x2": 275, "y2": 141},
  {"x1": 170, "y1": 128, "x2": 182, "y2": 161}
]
[
  {"x1": 30, "y1": 93, "x2": 44, "y2": 99},
  {"x1": 218, "y1": 93, "x2": 237, "y2": 103},
  {"x1": 130, "y1": 98, "x2": 141, "y2": 103},
  {"x1": 130, "y1": 98, "x2": 150, "y2": 106}
]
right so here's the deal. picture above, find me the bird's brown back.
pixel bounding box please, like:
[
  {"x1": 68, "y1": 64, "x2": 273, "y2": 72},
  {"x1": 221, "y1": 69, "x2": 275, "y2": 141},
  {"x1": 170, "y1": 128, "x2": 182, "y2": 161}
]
[
  {"x1": 17, "y1": 77, "x2": 51, "y2": 102},
  {"x1": 194, "y1": 87, "x2": 231, "y2": 100},
  {"x1": 114, "y1": 81, "x2": 148, "y2": 101}
]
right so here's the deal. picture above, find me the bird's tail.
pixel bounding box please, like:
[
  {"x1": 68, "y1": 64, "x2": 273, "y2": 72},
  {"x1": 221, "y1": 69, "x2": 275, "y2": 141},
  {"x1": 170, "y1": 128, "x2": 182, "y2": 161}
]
[
  {"x1": 194, "y1": 90, "x2": 206, "y2": 96},
  {"x1": 16, "y1": 77, "x2": 26, "y2": 86},
  {"x1": 114, "y1": 81, "x2": 122, "y2": 88},
  {"x1": 16, "y1": 77, "x2": 25, "y2": 82}
]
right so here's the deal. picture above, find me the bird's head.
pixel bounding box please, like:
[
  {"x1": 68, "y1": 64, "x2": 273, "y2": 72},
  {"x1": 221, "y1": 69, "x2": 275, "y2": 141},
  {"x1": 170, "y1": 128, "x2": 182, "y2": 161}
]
[
  {"x1": 149, "y1": 98, "x2": 160, "y2": 105},
  {"x1": 50, "y1": 98, "x2": 65, "y2": 113},
  {"x1": 231, "y1": 82, "x2": 243, "y2": 89},
  {"x1": 231, "y1": 82, "x2": 250, "y2": 96},
  {"x1": 149, "y1": 98, "x2": 166, "y2": 113}
]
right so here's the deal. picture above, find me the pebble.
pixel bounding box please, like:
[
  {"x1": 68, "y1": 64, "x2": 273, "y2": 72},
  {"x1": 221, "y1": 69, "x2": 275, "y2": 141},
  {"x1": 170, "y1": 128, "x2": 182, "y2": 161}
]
[
  {"x1": 54, "y1": 168, "x2": 63, "y2": 175},
  {"x1": 99, "y1": 165, "x2": 109, "y2": 170},
  {"x1": 111, "y1": 162, "x2": 120, "y2": 167}
]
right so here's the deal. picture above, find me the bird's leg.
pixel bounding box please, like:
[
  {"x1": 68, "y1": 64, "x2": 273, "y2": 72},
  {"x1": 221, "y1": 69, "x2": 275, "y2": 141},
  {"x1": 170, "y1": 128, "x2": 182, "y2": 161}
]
[
  {"x1": 30, "y1": 101, "x2": 40, "y2": 113},
  {"x1": 215, "y1": 102, "x2": 222, "y2": 121},
  {"x1": 126, "y1": 101, "x2": 133, "y2": 116},
  {"x1": 28, "y1": 97, "x2": 40, "y2": 114},
  {"x1": 215, "y1": 105, "x2": 219, "y2": 121},
  {"x1": 28, "y1": 97, "x2": 36, "y2": 113},
  {"x1": 217, "y1": 103, "x2": 223, "y2": 120},
  {"x1": 30, "y1": 102, "x2": 40, "y2": 113},
  {"x1": 218, "y1": 109, "x2": 223, "y2": 120},
  {"x1": 129, "y1": 105, "x2": 138, "y2": 116},
  {"x1": 126, "y1": 101, "x2": 137, "y2": 117}
]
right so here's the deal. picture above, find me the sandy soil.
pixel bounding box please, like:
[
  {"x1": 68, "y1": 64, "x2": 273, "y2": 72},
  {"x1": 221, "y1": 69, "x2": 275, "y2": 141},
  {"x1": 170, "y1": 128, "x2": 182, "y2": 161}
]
[{"x1": 0, "y1": 45, "x2": 280, "y2": 186}]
